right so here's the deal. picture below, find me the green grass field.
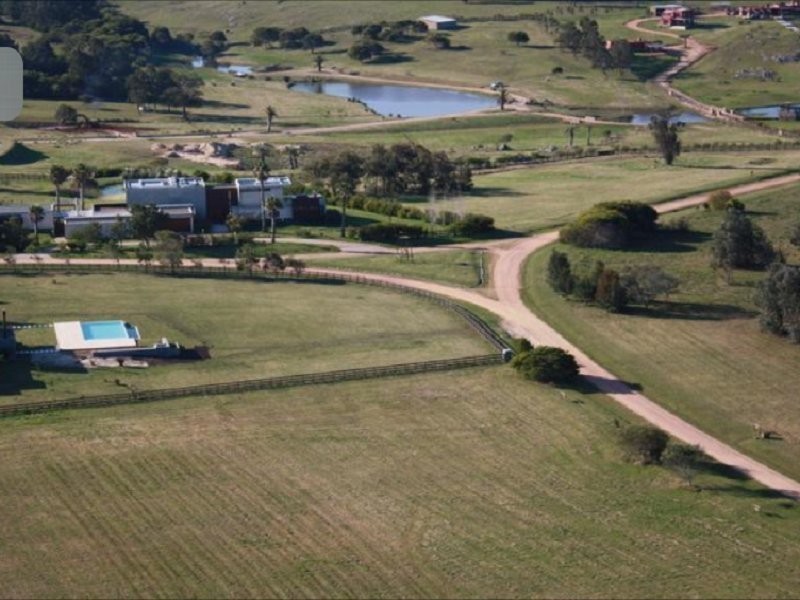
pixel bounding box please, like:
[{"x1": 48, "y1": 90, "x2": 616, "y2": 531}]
[
  {"x1": 522, "y1": 183, "x2": 800, "y2": 481},
  {"x1": 305, "y1": 249, "x2": 486, "y2": 287},
  {"x1": 414, "y1": 153, "x2": 800, "y2": 234},
  {"x1": 1, "y1": 366, "x2": 799, "y2": 598},
  {"x1": 2, "y1": 272, "x2": 492, "y2": 403},
  {"x1": 674, "y1": 20, "x2": 800, "y2": 109}
]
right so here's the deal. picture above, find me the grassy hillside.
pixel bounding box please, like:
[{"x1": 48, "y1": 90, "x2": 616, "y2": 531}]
[
  {"x1": 523, "y1": 183, "x2": 800, "y2": 480},
  {"x1": 1, "y1": 367, "x2": 799, "y2": 598}
]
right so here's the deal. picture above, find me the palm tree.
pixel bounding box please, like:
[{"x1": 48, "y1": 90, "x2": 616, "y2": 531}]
[
  {"x1": 251, "y1": 145, "x2": 270, "y2": 231},
  {"x1": 29, "y1": 205, "x2": 45, "y2": 245},
  {"x1": 226, "y1": 212, "x2": 243, "y2": 245},
  {"x1": 265, "y1": 105, "x2": 277, "y2": 133},
  {"x1": 71, "y1": 163, "x2": 95, "y2": 211},
  {"x1": 49, "y1": 165, "x2": 69, "y2": 212},
  {"x1": 264, "y1": 196, "x2": 283, "y2": 244}
]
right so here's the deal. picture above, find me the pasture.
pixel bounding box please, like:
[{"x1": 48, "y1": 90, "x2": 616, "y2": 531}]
[
  {"x1": 412, "y1": 153, "x2": 800, "y2": 233},
  {"x1": 523, "y1": 183, "x2": 800, "y2": 480},
  {"x1": 0, "y1": 367, "x2": 799, "y2": 598},
  {"x1": 1, "y1": 272, "x2": 492, "y2": 403}
]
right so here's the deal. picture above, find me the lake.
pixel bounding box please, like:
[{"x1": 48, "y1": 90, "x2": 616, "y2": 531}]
[
  {"x1": 290, "y1": 80, "x2": 497, "y2": 118},
  {"x1": 737, "y1": 103, "x2": 800, "y2": 120}
]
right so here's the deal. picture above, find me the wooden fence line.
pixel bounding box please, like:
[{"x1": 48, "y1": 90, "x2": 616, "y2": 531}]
[{"x1": 0, "y1": 354, "x2": 504, "y2": 417}]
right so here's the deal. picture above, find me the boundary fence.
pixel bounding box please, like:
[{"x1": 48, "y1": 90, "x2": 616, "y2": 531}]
[
  {"x1": 0, "y1": 263, "x2": 512, "y2": 417},
  {"x1": 0, "y1": 354, "x2": 504, "y2": 417}
]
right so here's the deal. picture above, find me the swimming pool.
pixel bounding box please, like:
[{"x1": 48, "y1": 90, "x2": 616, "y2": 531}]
[
  {"x1": 54, "y1": 320, "x2": 140, "y2": 351},
  {"x1": 80, "y1": 320, "x2": 137, "y2": 341}
]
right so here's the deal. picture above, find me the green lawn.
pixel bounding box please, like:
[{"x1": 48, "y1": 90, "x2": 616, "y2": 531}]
[
  {"x1": 1, "y1": 272, "x2": 492, "y2": 403},
  {"x1": 522, "y1": 183, "x2": 800, "y2": 481},
  {"x1": 305, "y1": 249, "x2": 486, "y2": 287},
  {"x1": 1, "y1": 366, "x2": 799, "y2": 598},
  {"x1": 416, "y1": 153, "x2": 800, "y2": 234}
]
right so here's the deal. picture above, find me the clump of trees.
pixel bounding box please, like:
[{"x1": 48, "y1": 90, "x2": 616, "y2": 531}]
[
  {"x1": 352, "y1": 20, "x2": 425, "y2": 43},
  {"x1": 557, "y1": 17, "x2": 622, "y2": 72},
  {"x1": 559, "y1": 201, "x2": 658, "y2": 249},
  {"x1": 507, "y1": 31, "x2": 529, "y2": 46},
  {"x1": 427, "y1": 32, "x2": 451, "y2": 50},
  {"x1": 755, "y1": 263, "x2": 800, "y2": 344},
  {"x1": 511, "y1": 345, "x2": 580, "y2": 384},
  {"x1": 547, "y1": 251, "x2": 679, "y2": 313},
  {"x1": 127, "y1": 66, "x2": 203, "y2": 119},
  {"x1": 348, "y1": 41, "x2": 385, "y2": 62},
  {"x1": 618, "y1": 425, "x2": 705, "y2": 487},
  {"x1": 251, "y1": 26, "x2": 326, "y2": 51}
]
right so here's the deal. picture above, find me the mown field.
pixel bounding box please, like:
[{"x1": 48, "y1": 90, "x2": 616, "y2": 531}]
[
  {"x1": 1, "y1": 272, "x2": 492, "y2": 403},
  {"x1": 413, "y1": 152, "x2": 800, "y2": 234},
  {"x1": 523, "y1": 183, "x2": 800, "y2": 481},
  {"x1": 305, "y1": 249, "x2": 486, "y2": 287},
  {"x1": 1, "y1": 366, "x2": 799, "y2": 598}
]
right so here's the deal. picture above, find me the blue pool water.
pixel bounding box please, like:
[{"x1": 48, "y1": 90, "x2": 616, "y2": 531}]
[{"x1": 81, "y1": 320, "x2": 138, "y2": 341}]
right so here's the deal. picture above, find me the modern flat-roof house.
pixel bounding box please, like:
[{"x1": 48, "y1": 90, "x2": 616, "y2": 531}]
[
  {"x1": 63, "y1": 204, "x2": 196, "y2": 237},
  {"x1": 233, "y1": 176, "x2": 292, "y2": 220},
  {"x1": 125, "y1": 177, "x2": 207, "y2": 219},
  {"x1": 649, "y1": 4, "x2": 684, "y2": 16},
  {"x1": 419, "y1": 15, "x2": 457, "y2": 30},
  {"x1": 0, "y1": 204, "x2": 55, "y2": 231}
]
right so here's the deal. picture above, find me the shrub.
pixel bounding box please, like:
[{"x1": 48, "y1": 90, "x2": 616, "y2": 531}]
[
  {"x1": 449, "y1": 213, "x2": 495, "y2": 236},
  {"x1": 511, "y1": 346, "x2": 579, "y2": 384},
  {"x1": 546, "y1": 250, "x2": 573, "y2": 295},
  {"x1": 711, "y1": 210, "x2": 775, "y2": 271},
  {"x1": 755, "y1": 263, "x2": 800, "y2": 343},
  {"x1": 595, "y1": 268, "x2": 627, "y2": 312},
  {"x1": 560, "y1": 201, "x2": 658, "y2": 249},
  {"x1": 618, "y1": 425, "x2": 669, "y2": 465},
  {"x1": 708, "y1": 189, "x2": 745, "y2": 211},
  {"x1": 359, "y1": 223, "x2": 426, "y2": 243},
  {"x1": 662, "y1": 443, "x2": 704, "y2": 487}
]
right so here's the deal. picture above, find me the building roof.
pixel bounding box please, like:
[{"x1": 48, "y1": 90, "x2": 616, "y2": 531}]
[
  {"x1": 420, "y1": 15, "x2": 456, "y2": 23},
  {"x1": 124, "y1": 176, "x2": 205, "y2": 190},
  {"x1": 235, "y1": 176, "x2": 292, "y2": 189}
]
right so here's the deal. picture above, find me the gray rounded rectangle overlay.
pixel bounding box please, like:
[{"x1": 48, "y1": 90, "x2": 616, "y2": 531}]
[{"x1": 0, "y1": 48, "x2": 23, "y2": 121}]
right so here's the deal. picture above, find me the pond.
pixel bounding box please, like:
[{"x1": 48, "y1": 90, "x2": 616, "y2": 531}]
[
  {"x1": 191, "y1": 57, "x2": 253, "y2": 76},
  {"x1": 100, "y1": 183, "x2": 124, "y2": 198},
  {"x1": 625, "y1": 111, "x2": 708, "y2": 126},
  {"x1": 290, "y1": 80, "x2": 497, "y2": 118},
  {"x1": 736, "y1": 103, "x2": 800, "y2": 120}
]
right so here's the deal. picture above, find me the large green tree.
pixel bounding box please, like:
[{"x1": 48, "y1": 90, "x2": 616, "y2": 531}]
[
  {"x1": 711, "y1": 210, "x2": 775, "y2": 273},
  {"x1": 130, "y1": 204, "x2": 167, "y2": 247},
  {"x1": 649, "y1": 114, "x2": 681, "y2": 165},
  {"x1": 755, "y1": 263, "x2": 800, "y2": 343}
]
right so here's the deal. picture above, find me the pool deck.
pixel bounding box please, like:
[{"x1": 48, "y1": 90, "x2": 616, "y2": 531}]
[{"x1": 53, "y1": 321, "x2": 139, "y2": 351}]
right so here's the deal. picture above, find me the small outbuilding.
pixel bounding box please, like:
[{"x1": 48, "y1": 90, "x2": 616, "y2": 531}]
[{"x1": 419, "y1": 15, "x2": 457, "y2": 30}]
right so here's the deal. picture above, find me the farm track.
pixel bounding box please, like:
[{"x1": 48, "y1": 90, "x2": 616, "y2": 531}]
[{"x1": 11, "y1": 172, "x2": 800, "y2": 498}]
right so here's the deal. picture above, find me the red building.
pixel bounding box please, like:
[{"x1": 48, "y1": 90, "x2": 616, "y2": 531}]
[{"x1": 661, "y1": 7, "x2": 696, "y2": 28}]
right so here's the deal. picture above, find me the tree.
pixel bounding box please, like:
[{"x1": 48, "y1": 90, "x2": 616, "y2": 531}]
[
  {"x1": 285, "y1": 257, "x2": 306, "y2": 275},
  {"x1": 302, "y1": 33, "x2": 324, "y2": 53},
  {"x1": 263, "y1": 252, "x2": 285, "y2": 273},
  {"x1": 265, "y1": 196, "x2": 283, "y2": 244},
  {"x1": 329, "y1": 151, "x2": 364, "y2": 237},
  {"x1": 608, "y1": 40, "x2": 633, "y2": 73},
  {"x1": 251, "y1": 27, "x2": 283, "y2": 48},
  {"x1": 662, "y1": 443, "x2": 703, "y2": 488},
  {"x1": 711, "y1": 210, "x2": 775, "y2": 274},
  {"x1": 649, "y1": 114, "x2": 681, "y2": 165},
  {"x1": 163, "y1": 73, "x2": 203, "y2": 120},
  {"x1": 755, "y1": 263, "x2": 800, "y2": 343},
  {"x1": 595, "y1": 268, "x2": 627, "y2": 312},
  {"x1": 129, "y1": 204, "x2": 167, "y2": 246},
  {"x1": 620, "y1": 265, "x2": 680, "y2": 307},
  {"x1": 226, "y1": 212, "x2": 243, "y2": 245},
  {"x1": 49, "y1": 164, "x2": 70, "y2": 212},
  {"x1": 135, "y1": 242, "x2": 153, "y2": 270},
  {"x1": 154, "y1": 230, "x2": 183, "y2": 273},
  {"x1": 511, "y1": 346, "x2": 580, "y2": 384},
  {"x1": 265, "y1": 105, "x2": 277, "y2": 132},
  {"x1": 54, "y1": 104, "x2": 78, "y2": 125},
  {"x1": 251, "y1": 144, "x2": 271, "y2": 232},
  {"x1": 71, "y1": 163, "x2": 95, "y2": 211},
  {"x1": 314, "y1": 54, "x2": 323, "y2": 72},
  {"x1": 235, "y1": 243, "x2": 258, "y2": 275},
  {"x1": 507, "y1": 31, "x2": 529, "y2": 47},
  {"x1": 348, "y1": 43, "x2": 376, "y2": 62},
  {"x1": 497, "y1": 87, "x2": 509, "y2": 111},
  {"x1": 428, "y1": 33, "x2": 450, "y2": 49},
  {"x1": 28, "y1": 205, "x2": 45, "y2": 245},
  {"x1": 151, "y1": 26, "x2": 173, "y2": 48},
  {"x1": 618, "y1": 425, "x2": 669, "y2": 465},
  {"x1": 547, "y1": 250, "x2": 574, "y2": 295}
]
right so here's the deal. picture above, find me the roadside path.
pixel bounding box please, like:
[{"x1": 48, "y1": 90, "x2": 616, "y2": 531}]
[{"x1": 11, "y1": 173, "x2": 800, "y2": 498}]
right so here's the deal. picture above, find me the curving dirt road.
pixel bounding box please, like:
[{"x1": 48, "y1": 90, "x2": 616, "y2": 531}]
[{"x1": 11, "y1": 173, "x2": 800, "y2": 498}]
